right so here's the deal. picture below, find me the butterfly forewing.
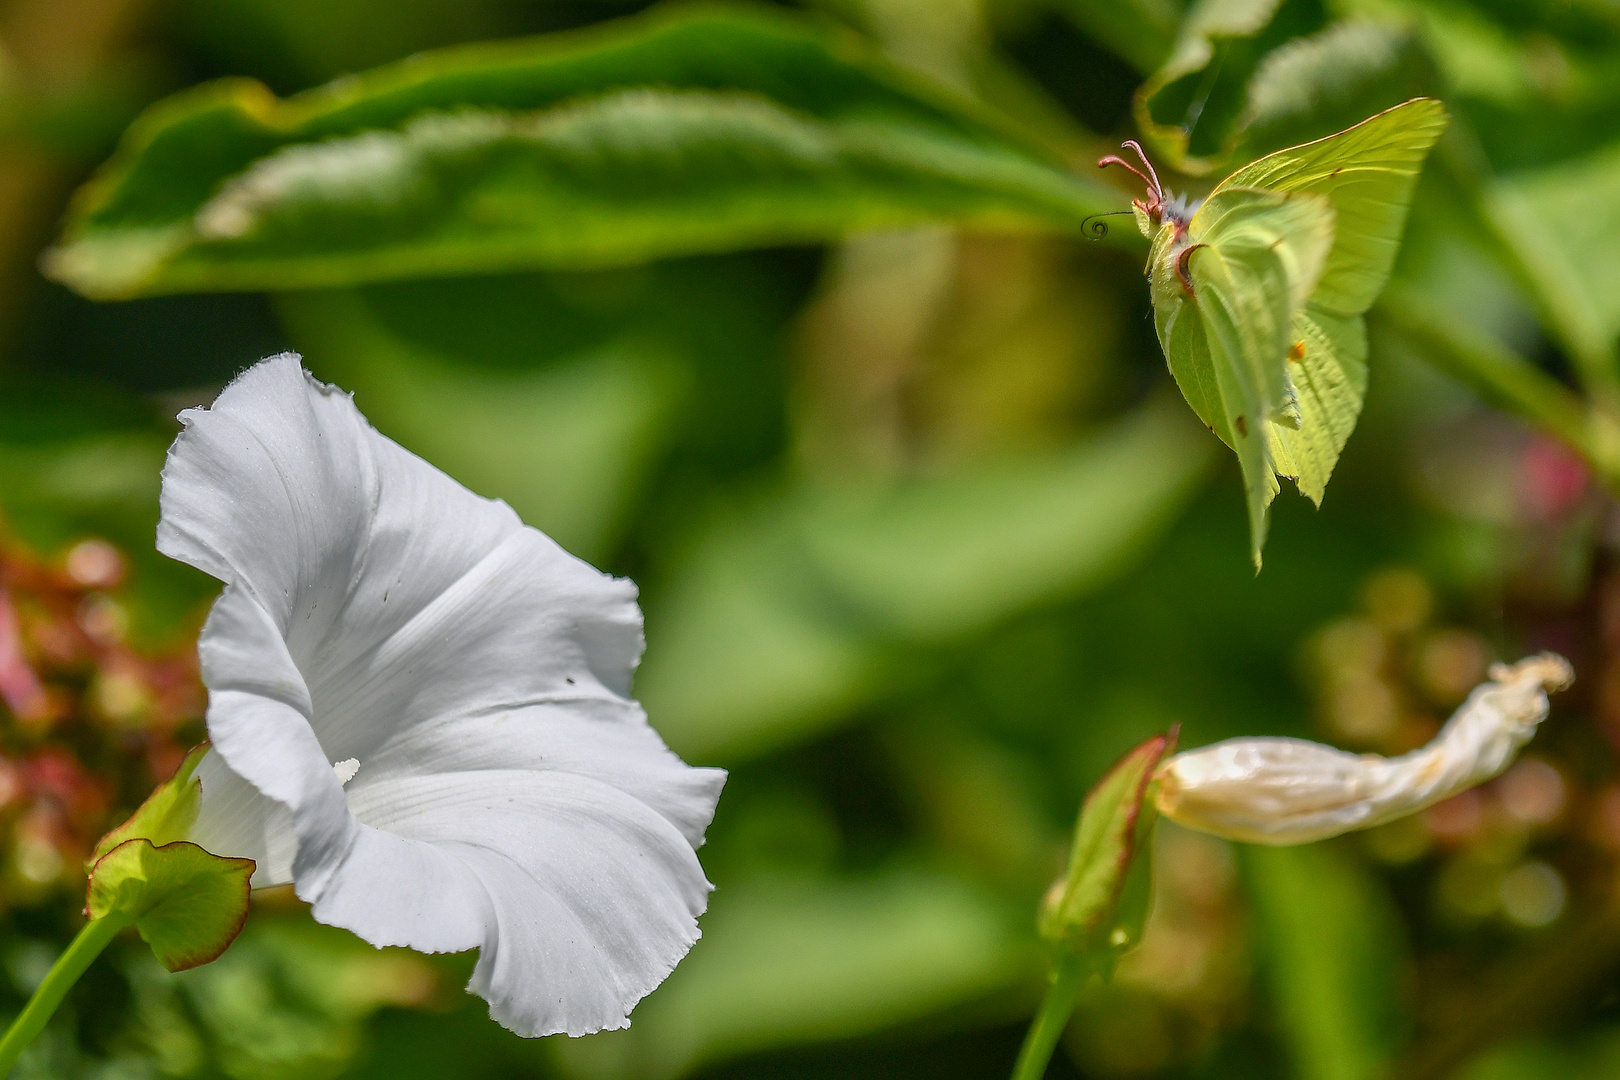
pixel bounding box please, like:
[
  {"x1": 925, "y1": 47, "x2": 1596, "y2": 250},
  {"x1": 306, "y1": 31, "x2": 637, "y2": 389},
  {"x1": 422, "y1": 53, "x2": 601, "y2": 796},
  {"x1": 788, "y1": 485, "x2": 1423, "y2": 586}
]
[{"x1": 1215, "y1": 98, "x2": 1448, "y2": 316}]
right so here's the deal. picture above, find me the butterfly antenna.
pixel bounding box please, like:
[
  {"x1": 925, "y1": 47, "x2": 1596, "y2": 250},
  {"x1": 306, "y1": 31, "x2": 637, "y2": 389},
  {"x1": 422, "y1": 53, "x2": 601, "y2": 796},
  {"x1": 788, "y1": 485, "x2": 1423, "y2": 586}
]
[
  {"x1": 1097, "y1": 153, "x2": 1154, "y2": 194},
  {"x1": 1120, "y1": 140, "x2": 1163, "y2": 202}
]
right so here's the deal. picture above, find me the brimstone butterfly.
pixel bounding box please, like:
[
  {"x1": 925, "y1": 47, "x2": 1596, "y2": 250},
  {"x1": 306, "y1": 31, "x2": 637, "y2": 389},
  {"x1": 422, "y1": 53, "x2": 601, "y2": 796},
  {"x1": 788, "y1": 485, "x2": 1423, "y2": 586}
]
[{"x1": 1100, "y1": 98, "x2": 1448, "y2": 568}]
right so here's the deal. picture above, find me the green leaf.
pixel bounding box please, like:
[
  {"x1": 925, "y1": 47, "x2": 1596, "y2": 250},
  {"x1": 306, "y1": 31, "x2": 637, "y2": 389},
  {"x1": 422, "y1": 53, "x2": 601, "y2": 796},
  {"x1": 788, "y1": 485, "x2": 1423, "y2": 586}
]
[
  {"x1": 1378, "y1": 285, "x2": 1602, "y2": 474},
  {"x1": 123, "y1": 913, "x2": 441, "y2": 1079},
  {"x1": 1038, "y1": 731, "x2": 1175, "y2": 961},
  {"x1": 1334, "y1": 0, "x2": 1586, "y2": 117},
  {"x1": 797, "y1": 394, "x2": 1216, "y2": 640},
  {"x1": 638, "y1": 395, "x2": 1215, "y2": 764},
  {"x1": 90, "y1": 744, "x2": 208, "y2": 865},
  {"x1": 45, "y1": 5, "x2": 1113, "y2": 299},
  {"x1": 1135, "y1": 3, "x2": 1433, "y2": 175},
  {"x1": 1134, "y1": 0, "x2": 1285, "y2": 175},
  {"x1": 1243, "y1": 844, "x2": 1409, "y2": 1080},
  {"x1": 635, "y1": 501, "x2": 883, "y2": 766},
  {"x1": 1456, "y1": 1031, "x2": 1620, "y2": 1080},
  {"x1": 1237, "y1": 21, "x2": 1435, "y2": 163},
  {"x1": 86, "y1": 840, "x2": 255, "y2": 972}
]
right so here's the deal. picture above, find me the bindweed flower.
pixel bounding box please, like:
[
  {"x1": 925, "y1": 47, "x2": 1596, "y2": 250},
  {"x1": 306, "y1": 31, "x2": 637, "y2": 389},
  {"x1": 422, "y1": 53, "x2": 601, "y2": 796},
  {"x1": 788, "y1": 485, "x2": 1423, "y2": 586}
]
[
  {"x1": 1154, "y1": 653, "x2": 1572, "y2": 845},
  {"x1": 161, "y1": 355, "x2": 725, "y2": 1037}
]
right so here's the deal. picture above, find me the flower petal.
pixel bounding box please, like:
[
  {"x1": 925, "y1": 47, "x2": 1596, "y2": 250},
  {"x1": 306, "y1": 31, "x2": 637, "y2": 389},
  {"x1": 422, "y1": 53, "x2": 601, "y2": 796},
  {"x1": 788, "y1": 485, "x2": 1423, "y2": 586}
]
[
  {"x1": 189, "y1": 750, "x2": 296, "y2": 886},
  {"x1": 166, "y1": 354, "x2": 724, "y2": 1035},
  {"x1": 325, "y1": 768, "x2": 712, "y2": 1036},
  {"x1": 192, "y1": 581, "x2": 358, "y2": 897},
  {"x1": 358, "y1": 705, "x2": 727, "y2": 850},
  {"x1": 160, "y1": 354, "x2": 647, "y2": 762}
]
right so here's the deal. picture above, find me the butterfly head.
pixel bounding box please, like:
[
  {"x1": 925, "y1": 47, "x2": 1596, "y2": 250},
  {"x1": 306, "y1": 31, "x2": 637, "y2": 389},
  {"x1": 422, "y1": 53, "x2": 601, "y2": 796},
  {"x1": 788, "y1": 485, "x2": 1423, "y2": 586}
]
[
  {"x1": 1159, "y1": 191, "x2": 1200, "y2": 228},
  {"x1": 1098, "y1": 141, "x2": 1194, "y2": 239}
]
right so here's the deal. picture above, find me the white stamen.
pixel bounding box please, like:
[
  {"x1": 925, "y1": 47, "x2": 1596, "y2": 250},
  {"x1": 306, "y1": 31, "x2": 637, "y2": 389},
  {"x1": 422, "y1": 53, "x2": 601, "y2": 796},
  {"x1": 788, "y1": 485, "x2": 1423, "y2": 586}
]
[
  {"x1": 1154, "y1": 653, "x2": 1573, "y2": 845},
  {"x1": 333, "y1": 758, "x2": 360, "y2": 786}
]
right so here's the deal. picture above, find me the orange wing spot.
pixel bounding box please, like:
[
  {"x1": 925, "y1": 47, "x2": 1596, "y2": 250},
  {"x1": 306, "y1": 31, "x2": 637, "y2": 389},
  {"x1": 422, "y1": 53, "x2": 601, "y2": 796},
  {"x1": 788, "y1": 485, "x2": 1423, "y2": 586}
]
[
  {"x1": 1234, "y1": 415, "x2": 1248, "y2": 437},
  {"x1": 1288, "y1": 340, "x2": 1306, "y2": 362}
]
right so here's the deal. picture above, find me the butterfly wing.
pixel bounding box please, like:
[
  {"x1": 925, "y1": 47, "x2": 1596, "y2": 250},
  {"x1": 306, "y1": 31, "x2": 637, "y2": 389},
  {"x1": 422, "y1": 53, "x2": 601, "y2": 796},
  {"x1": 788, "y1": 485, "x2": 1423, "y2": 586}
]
[
  {"x1": 1219, "y1": 97, "x2": 1444, "y2": 506},
  {"x1": 1216, "y1": 97, "x2": 1448, "y2": 316},
  {"x1": 1154, "y1": 188, "x2": 1336, "y2": 566},
  {"x1": 1267, "y1": 308, "x2": 1367, "y2": 505}
]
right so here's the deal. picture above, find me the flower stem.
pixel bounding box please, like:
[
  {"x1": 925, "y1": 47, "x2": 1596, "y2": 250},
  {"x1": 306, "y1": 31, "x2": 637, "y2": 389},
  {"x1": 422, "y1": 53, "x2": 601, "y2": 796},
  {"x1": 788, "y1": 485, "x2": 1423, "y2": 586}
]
[
  {"x1": 1010, "y1": 954, "x2": 1090, "y2": 1080},
  {"x1": 0, "y1": 913, "x2": 131, "y2": 1076}
]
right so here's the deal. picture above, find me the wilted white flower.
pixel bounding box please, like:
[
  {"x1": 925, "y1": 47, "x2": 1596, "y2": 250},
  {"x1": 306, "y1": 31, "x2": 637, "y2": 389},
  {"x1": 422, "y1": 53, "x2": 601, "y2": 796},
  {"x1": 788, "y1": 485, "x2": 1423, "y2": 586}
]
[
  {"x1": 1154, "y1": 653, "x2": 1572, "y2": 845},
  {"x1": 162, "y1": 355, "x2": 725, "y2": 1037}
]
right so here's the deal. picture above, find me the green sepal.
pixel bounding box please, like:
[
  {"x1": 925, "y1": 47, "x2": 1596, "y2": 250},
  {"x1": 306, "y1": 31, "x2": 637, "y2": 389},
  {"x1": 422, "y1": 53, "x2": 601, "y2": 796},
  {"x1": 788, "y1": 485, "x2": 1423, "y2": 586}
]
[
  {"x1": 1038, "y1": 729, "x2": 1176, "y2": 966},
  {"x1": 86, "y1": 839, "x2": 255, "y2": 972},
  {"x1": 90, "y1": 743, "x2": 209, "y2": 866}
]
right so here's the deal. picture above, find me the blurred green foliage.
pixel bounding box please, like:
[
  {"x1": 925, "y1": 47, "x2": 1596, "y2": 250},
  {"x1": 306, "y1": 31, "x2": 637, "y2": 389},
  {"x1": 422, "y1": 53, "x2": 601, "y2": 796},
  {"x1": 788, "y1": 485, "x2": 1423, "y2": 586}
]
[
  {"x1": 3, "y1": 0, "x2": 1620, "y2": 1078},
  {"x1": 44, "y1": 7, "x2": 1115, "y2": 298}
]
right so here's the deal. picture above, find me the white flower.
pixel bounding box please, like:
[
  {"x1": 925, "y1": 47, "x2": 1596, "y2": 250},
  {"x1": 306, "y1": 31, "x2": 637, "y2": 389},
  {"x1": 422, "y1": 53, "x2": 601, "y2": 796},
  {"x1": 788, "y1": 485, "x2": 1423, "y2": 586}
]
[
  {"x1": 1154, "y1": 653, "x2": 1572, "y2": 845},
  {"x1": 161, "y1": 354, "x2": 725, "y2": 1037}
]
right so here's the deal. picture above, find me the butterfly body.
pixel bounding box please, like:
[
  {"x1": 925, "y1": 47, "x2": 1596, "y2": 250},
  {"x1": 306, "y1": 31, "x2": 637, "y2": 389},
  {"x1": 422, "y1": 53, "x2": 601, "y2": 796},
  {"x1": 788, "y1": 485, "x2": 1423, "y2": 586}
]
[{"x1": 1103, "y1": 99, "x2": 1449, "y2": 567}]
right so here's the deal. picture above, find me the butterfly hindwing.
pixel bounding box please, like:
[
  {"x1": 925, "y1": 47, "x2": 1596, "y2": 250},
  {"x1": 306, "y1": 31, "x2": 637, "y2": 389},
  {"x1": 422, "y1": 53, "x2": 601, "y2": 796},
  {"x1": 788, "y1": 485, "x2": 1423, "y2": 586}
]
[
  {"x1": 1266, "y1": 306, "x2": 1368, "y2": 505},
  {"x1": 1153, "y1": 223, "x2": 1227, "y2": 441}
]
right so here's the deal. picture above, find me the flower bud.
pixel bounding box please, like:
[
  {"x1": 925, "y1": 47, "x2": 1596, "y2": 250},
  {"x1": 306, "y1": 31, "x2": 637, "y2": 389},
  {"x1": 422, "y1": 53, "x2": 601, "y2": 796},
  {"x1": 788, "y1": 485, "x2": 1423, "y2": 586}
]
[
  {"x1": 1153, "y1": 653, "x2": 1572, "y2": 845},
  {"x1": 1040, "y1": 731, "x2": 1174, "y2": 960}
]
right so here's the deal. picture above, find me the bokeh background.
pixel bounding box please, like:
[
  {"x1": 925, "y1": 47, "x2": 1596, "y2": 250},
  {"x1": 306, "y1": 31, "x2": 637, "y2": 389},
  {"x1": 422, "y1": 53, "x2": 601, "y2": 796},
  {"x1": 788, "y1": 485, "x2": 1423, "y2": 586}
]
[{"x1": 3, "y1": 0, "x2": 1620, "y2": 1077}]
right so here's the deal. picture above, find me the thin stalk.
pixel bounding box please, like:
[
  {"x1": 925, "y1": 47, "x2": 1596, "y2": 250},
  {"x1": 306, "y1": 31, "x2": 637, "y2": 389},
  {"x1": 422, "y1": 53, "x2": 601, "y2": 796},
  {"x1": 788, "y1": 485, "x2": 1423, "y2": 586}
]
[
  {"x1": 1010, "y1": 954, "x2": 1090, "y2": 1080},
  {"x1": 0, "y1": 914, "x2": 130, "y2": 1076}
]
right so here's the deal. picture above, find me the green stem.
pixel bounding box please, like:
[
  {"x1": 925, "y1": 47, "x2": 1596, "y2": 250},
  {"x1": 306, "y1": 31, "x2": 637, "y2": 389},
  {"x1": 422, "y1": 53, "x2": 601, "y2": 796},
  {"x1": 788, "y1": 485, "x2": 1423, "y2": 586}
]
[
  {"x1": 1010, "y1": 954, "x2": 1090, "y2": 1080},
  {"x1": 0, "y1": 914, "x2": 130, "y2": 1077}
]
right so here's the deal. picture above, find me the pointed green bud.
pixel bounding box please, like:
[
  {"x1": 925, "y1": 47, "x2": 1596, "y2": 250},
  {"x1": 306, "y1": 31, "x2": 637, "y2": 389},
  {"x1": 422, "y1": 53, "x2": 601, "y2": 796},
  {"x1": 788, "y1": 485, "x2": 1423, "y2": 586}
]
[
  {"x1": 1038, "y1": 730, "x2": 1176, "y2": 966},
  {"x1": 90, "y1": 743, "x2": 209, "y2": 865}
]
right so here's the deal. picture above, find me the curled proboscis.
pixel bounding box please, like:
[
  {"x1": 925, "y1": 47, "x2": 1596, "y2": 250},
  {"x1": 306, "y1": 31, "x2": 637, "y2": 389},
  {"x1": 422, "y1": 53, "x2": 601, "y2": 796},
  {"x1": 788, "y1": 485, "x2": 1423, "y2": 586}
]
[{"x1": 1081, "y1": 211, "x2": 1130, "y2": 240}]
